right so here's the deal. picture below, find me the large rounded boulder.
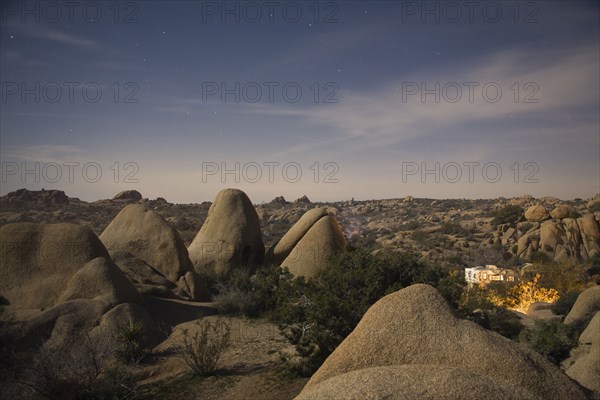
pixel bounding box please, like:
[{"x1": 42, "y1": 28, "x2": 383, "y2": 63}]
[
  {"x1": 525, "y1": 204, "x2": 549, "y2": 222},
  {"x1": 112, "y1": 189, "x2": 142, "y2": 202},
  {"x1": 299, "y1": 284, "x2": 588, "y2": 400},
  {"x1": 280, "y1": 214, "x2": 346, "y2": 278},
  {"x1": 565, "y1": 311, "x2": 600, "y2": 394},
  {"x1": 99, "y1": 204, "x2": 193, "y2": 283},
  {"x1": 564, "y1": 285, "x2": 600, "y2": 325},
  {"x1": 0, "y1": 222, "x2": 109, "y2": 309},
  {"x1": 57, "y1": 257, "x2": 143, "y2": 306},
  {"x1": 266, "y1": 207, "x2": 328, "y2": 266},
  {"x1": 297, "y1": 365, "x2": 539, "y2": 400},
  {"x1": 188, "y1": 189, "x2": 264, "y2": 277}
]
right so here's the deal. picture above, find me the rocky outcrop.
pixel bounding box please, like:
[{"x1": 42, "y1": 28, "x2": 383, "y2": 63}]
[
  {"x1": 270, "y1": 196, "x2": 288, "y2": 205},
  {"x1": 551, "y1": 205, "x2": 574, "y2": 220},
  {"x1": 298, "y1": 284, "x2": 588, "y2": 400},
  {"x1": 280, "y1": 214, "x2": 347, "y2": 278},
  {"x1": 1, "y1": 188, "x2": 70, "y2": 206},
  {"x1": 517, "y1": 215, "x2": 600, "y2": 262},
  {"x1": 564, "y1": 311, "x2": 600, "y2": 394},
  {"x1": 57, "y1": 257, "x2": 143, "y2": 306},
  {"x1": 266, "y1": 208, "x2": 329, "y2": 266},
  {"x1": 0, "y1": 222, "x2": 157, "y2": 354},
  {"x1": 525, "y1": 205, "x2": 549, "y2": 222},
  {"x1": 112, "y1": 190, "x2": 142, "y2": 202},
  {"x1": 188, "y1": 189, "x2": 264, "y2": 277},
  {"x1": 295, "y1": 195, "x2": 311, "y2": 204},
  {"x1": 99, "y1": 204, "x2": 193, "y2": 283},
  {"x1": 296, "y1": 365, "x2": 539, "y2": 400},
  {"x1": 564, "y1": 285, "x2": 600, "y2": 325},
  {"x1": 0, "y1": 222, "x2": 109, "y2": 309}
]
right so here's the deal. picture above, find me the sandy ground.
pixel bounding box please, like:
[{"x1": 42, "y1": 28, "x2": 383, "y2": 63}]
[{"x1": 135, "y1": 297, "x2": 308, "y2": 400}]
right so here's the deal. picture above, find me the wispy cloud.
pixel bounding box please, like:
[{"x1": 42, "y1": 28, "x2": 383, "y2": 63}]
[
  {"x1": 246, "y1": 45, "x2": 599, "y2": 157},
  {"x1": 5, "y1": 22, "x2": 99, "y2": 48},
  {"x1": 3, "y1": 144, "x2": 90, "y2": 164}
]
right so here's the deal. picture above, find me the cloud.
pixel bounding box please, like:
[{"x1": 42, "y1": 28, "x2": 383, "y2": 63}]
[
  {"x1": 3, "y1": 144, "x2": 90, "y2": 164},
  {"x1": 5, "y1": 22, "x2": 98, "y2": 48},
  {"x1": 246, "y1": 45, "x2": 599, "y2": 157}
]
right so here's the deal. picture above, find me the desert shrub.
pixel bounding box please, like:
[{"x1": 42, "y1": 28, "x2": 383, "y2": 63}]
[
  {"x1": 21, "y1": 333, "x2": 125, "y2": 400},
  {"x1": 80, "y1": 366, "x2": 137, "y2": 400},
  {"x1": 590, "y1": 202, "x2": 600, "y2": 213},
  {"x1": 179, "y1": 318, "x2": 231, "y2": 376},
  {"x1": 250, "y1": 263, "x2": 294, "y2": 316},
  {"x1": 569, "y1": 210, "x2": 582, "y2": 219},
  {"x1": 276, "y1": 249, "x2": 465, "y2": 375},
  {"x1": 487, "y1": 308, "x2": 523, "y2": 339},
  {"x1": 491, "y1": 205, "x2": 523, "y2": 226},
  {"x1": 213, "y1": 285, "x2": 256, "y2": 316},
  {"x1": 519, "y1": 222, "x2": 533, "y2": 233},
  {"x1": 411, "y1": 229, "x2": 428, "y2": 243},
  {"x1": 518, "y1": 319, "x2": 579, "y2": 364},
  {"x1": 487, "y1": 274, "x2": 560, "y2": 313},
  {"x1": 460, "y1": 285, "x2": 523, "y2": 339},
  {"x1": 460, "y1": 286, "x2": 495, "y2": 314},
  {"x1": 439, "y1": 221, "x2": 464, "y2": 235},
  {"x1": 529, "y1": 262, "x2": 588, "y2": 295},
  {"x1": 551, "y1": 291, "x2": 581, "y2": 316},
  {"x1": 116, "y1": 319, "x2": 147, "y2": 364},
  {"x1": 529, "y1": 251, "x2": 551, "y2": 263},
  {"x1": 211, "y1": 270, "x2": 256, "y2": 316}
]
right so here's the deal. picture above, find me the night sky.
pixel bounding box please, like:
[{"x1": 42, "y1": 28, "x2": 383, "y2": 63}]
[{"x1": 1, "y1": 0, "x2": 599, "y2": 203}]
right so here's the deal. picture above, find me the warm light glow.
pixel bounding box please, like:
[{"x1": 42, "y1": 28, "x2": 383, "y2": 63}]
[{"x1": 487, "y1": 274, "x2": 560, "y2": 314}]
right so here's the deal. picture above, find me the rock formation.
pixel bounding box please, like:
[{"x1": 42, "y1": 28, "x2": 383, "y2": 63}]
[
  {"x1": 0, "y1": 222, "x2": 109, "y2": 309},
  {"x1": 279, "y1": 210, "x2": 347, "y2": 278},
  {"x1": 517, "y1": 214, "x2": 600, "y2": 261},
  {"x1": 99, "y1": 204, "x2": 193, "y2": 283},
  {"x1": 564, "y1": 285, "x2": 600, "y2": 325},
  {"x1": 298, "y1": 284, "x2": 588, "y2": 400},
  {"x1": 112, "y1": 189, "x2": 142, "y2": 202},
  {"x1": 551, "y1": 204, "x2": 574, "y2": 220},
  {"x1": 0, "y1": 222, "x2": 158, "y2": 353},
  {"x1": 266, "y1": 207, "x2": 329, "y2": 266},
  {"x1": 564, "y1": 311, "x2": 600, "y2": 394},
  {"x1": 524, "y1": 204, "x2": 549, "y2": 222},
  {"x1": 188, "y1": 188, "x2": 264, "y2": 276}
]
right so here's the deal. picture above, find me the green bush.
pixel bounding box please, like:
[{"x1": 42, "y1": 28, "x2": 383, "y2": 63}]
[
  {"x1": 518, "y1": 319, "x2": 579, "y2": 364},
  {"x1": 116, "y1": 319, "x2": 147, "y2": 365},
  {"x1": 179, "y1": 318, "x2": 231, "y2": 376},
  {"x1": 491, "y1": 205, "x2": 523, "y2": 226},
  {"x1": 439, "y1": 221, "x2": 464, "y2": 235},
  {"x1": 519, "y1": 222, "x2": 533, "y2": 233},
  {"x1": 551, "y1": 291, "x2": 581, "y2": 316},
  {"x1": 411, "y1": 230, "x2": 428, "y2": 243},
  {"x1": 487, "y1": 308, "x2": 523, "y2": 339},
  {"x1": 21, "y1": 333, "x2": 125, "y2": 400},
  {"x1": 276, "y1": 249, "x2": 465, "y2": 375}
]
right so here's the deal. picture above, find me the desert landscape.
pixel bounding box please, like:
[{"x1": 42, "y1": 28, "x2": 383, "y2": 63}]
[
  {"x1": 2, "y1": 1, "x2": 599, "y2": 399},
  {"x1": 1, "y1": 187, "x2": 599, "y2": 399}
]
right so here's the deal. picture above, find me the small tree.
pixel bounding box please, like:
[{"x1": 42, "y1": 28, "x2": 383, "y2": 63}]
[
  {"x1": 491, "y1": 205, "x2": 523, "y2": 226},
  {"x1": 179, "y1": 318, "x2": 231, "y2": 376},
  {"x1": 487, "y1": 274, "x2": 559, "y2": 313}
]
